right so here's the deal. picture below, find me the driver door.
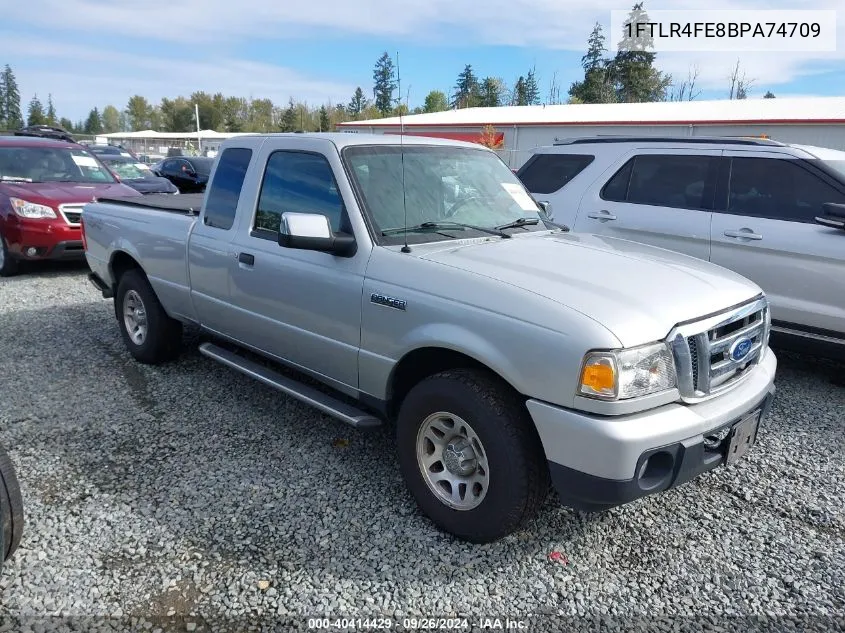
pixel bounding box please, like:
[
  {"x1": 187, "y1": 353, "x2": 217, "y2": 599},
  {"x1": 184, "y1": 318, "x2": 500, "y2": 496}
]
[{"x1": 226, "y1": 143, "x2": 368, "y2": 392}]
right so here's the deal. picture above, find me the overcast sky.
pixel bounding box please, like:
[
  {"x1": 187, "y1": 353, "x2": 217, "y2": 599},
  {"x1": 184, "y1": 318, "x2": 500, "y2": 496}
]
[{"x1": 4, "y1": 0, "x2": 844, "y2": 122}]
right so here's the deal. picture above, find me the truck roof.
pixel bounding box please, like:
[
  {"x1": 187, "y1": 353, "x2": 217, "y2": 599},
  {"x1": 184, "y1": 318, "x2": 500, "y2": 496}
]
[{"x1": 224, "y1": 132, "x2": 487, "y2": 151}]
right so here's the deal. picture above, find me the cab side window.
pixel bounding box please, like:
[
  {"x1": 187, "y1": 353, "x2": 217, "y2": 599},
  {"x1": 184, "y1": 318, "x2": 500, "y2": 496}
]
[
  {"x1": 727, "y1": 157, "x2": 845, "y2": 223},
  {"x1": 203, "y1": 147, "x2": 252, "y2": 230},
  {"x1": 601, "y1": 154, "x2": 718, "y2": 211},
  {"x1": 252, "y1": 151, "x2": 346, "y2": 239}
]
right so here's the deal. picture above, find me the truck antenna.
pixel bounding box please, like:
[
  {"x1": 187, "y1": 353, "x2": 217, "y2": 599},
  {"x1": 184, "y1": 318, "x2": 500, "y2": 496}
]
[{"x1": 397, "y1": 51, "x2": 411, "y2": 253}]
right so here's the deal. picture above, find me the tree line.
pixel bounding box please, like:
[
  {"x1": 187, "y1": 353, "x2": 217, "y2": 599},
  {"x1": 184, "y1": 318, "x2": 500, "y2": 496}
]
[{"x1": 1, "y1": 3, "x2": 777, "y2": 137}]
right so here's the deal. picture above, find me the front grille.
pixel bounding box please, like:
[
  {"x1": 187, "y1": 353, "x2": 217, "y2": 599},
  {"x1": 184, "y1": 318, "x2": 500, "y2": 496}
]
[
  {"x1": 670, "y1": 296, "x2": 770, "y2": 401},
  {"x1": 59, "y1": 204, "x2": 84, "y2": 226}
]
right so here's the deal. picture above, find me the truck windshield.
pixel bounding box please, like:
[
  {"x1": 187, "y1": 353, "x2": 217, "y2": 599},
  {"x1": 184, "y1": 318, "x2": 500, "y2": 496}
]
[
  {"x1": 0, "y1": 146, "x2": 116, "y2": 184},
  {"x1": 343, "y1": 145, "x2": 547, "y2": 244}
]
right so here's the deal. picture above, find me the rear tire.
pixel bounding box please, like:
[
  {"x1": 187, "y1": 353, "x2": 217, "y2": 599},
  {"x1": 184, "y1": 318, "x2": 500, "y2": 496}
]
[
  {"x1": 0, "y1": 232, "x2": 20, "y2": 277},
  {"x1": 0, "y1": 444, "x2": 24, "y2": 562},
  {"x1": 116, "y1": 269, "x2": 183, "y2": 364},
  {"x1": 396, "y1": 368, "x2": 550, "y2": 543}
]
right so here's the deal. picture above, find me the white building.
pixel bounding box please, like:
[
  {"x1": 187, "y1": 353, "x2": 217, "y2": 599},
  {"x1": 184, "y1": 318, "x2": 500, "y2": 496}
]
[
  {"x1": 97, "y1": 129, "x2": 252, "y2": 159},
  {"x1": 336, "y1": 96, "x2": 845, "y2": 169}
]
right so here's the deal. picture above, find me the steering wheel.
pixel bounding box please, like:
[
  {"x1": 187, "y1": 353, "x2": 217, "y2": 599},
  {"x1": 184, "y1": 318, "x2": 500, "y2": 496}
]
[{"x1": 445, "y1": 195, "x2": 484, "y2": 218}]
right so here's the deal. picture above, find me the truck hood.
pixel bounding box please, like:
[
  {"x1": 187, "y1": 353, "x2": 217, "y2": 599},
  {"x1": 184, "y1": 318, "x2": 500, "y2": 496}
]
[
  {"x1": 0, "y1": 182, "x2": 141, "y2": 205},
  {"x1": 416, "y1": 231, "x2": 763, "y2": 347}
]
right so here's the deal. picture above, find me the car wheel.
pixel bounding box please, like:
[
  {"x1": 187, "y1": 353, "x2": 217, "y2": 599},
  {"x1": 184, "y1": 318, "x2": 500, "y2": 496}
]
[
  {"x1": 396, "y1": 368, "x2": 550, "y2": 543},
  {"x1": 116, "y1": 269, "x2": 183, "y2": 364},
  {"x1": 0, "y1": 232, "x2": 20, "y2": 277},
  {"x1": 0, "y1": 444, "x2": 24, "y2": 562}
]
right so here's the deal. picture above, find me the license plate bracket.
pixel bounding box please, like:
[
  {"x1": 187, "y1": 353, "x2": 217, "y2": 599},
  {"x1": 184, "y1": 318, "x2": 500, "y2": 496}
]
[{"x1": 725, "y1": 409, "x2": 761, "y2": 465}]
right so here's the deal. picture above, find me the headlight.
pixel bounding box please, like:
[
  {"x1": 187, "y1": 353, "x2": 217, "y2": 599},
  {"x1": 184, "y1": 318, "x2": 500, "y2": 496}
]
[
  {"x1": 579, "y1": 341, "x2": 677, "y2": 400},
  {"x1": 10, "y1": 197, "x2": 57, "y2": 219}
]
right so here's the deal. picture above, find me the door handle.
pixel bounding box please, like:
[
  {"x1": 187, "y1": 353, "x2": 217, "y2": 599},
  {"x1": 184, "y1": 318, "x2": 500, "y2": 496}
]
[
  {"x1": 723, "y1": 229, "x2": 763, "y2": 240},
  {"x1": 238, "y1": 252, "x2": 255, "y2": 265},
  {"x1": 586, "y1": 211, "x2": 617, "y2": 221}
]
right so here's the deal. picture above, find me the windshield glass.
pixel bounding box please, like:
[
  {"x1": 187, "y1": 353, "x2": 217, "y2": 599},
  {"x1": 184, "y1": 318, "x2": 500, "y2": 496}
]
[
  {"x1": 343, "y1": 145, "x2": 546, "y2": 243},
  {"x1": 0, "y1": 146, "x2": 115, "y2": 183},
  {"x1": 105, "y1": 160, "x2": 147, "y2": 180}
]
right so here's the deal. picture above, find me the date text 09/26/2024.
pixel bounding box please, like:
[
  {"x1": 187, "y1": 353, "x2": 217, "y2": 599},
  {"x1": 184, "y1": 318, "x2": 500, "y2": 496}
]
[{"x1": 307, "y1": 617, "x2": 530, "y2": 630}]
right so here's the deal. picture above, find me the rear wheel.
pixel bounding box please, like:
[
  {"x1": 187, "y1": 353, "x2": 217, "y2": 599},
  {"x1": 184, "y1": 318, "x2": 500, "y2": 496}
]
[
  {"x1": 396, "y1": 368, "x2": 549, "y2": 543},
  {"x1": 116, "y1": 269, "x2": 183, "y2": 364},
  {"x1": 0, "y1": 444, "x2": 24, "y2": 562},
  {"x1": 0, "y1": 232, "x2": 20, "y2": 277}
]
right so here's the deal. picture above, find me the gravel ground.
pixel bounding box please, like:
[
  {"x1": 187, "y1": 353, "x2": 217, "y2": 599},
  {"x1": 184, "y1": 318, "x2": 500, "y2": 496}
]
[{"x1": 0, "y1": 262, "x2": 843, "y2": 633}]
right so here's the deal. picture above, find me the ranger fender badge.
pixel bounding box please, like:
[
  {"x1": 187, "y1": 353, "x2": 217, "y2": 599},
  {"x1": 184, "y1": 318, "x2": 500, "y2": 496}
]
[{"x1": 371, "y1": 293, "x2": 406, "y2": 311}]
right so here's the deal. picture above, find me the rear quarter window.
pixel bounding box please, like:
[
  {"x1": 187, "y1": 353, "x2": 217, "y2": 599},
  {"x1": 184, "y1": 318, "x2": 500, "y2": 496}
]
[
  {"x1": 516, "y1": 154, "x2": 595, "y2": 194},
  {"x1": 202, "y1": 148, "x2": 252, "y2": 230}
]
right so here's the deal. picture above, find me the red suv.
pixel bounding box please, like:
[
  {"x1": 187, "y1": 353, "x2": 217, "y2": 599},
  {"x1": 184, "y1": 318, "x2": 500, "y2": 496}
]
[{"x1": 0, "y1": 136, "x2": 142, "y2": 276}]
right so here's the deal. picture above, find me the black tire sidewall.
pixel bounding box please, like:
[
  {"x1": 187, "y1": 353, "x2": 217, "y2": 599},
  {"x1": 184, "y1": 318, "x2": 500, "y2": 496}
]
[
  {"x1": 0, "y1": 232, "x2": 19, "y2": 277},
  {"x1": 396, "y1": 371, "x2": 540, "y2": 541},
  {"x1": 116, "y1": 270, "x2": 178, "y2": 363},
  {"x1": 0, "y1": 445, "x2": 24, "y2": 562}
]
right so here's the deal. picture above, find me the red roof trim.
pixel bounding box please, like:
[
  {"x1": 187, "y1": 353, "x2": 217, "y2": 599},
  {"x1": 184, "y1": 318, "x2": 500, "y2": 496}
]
[{"x1": 338, "y1": 118, "x2": 845, "y2": 128}]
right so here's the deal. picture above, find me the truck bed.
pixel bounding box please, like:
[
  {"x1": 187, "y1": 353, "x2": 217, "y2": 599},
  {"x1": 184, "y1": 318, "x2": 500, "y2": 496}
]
[{"x1": 94, "y1": 193, "x2": 205, "y2": 215}]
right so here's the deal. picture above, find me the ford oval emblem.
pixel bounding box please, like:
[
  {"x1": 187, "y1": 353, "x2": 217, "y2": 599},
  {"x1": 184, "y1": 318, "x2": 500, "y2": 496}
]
[{"x1": 729, "y1": 337, "x2": 753, "y2": 362}]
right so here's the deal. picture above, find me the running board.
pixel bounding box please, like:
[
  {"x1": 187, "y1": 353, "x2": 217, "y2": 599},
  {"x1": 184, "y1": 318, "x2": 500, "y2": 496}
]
[{"x1": 198, "y1": 342, "x2": 382, "y2": 429}]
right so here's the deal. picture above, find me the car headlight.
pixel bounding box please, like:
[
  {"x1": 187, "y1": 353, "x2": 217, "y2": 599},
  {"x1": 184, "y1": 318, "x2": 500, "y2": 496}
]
[
  {"x1": 579, "y1": 341, "x2": 677, "y2": 400},
  {"x1": 10, "y1": 197, "x2": 57, "y2": 219}
]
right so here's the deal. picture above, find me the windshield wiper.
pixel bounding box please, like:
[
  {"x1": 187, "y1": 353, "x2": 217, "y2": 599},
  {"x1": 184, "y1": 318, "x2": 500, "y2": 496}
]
[
  {"x1": 382, "y1": 221, "x2": 511, "y2": 238},
  {"x1": 0, "y1": 176, "x2": 42, "y2": 183},
  {"x1": 494, "y1": 216, "x2": 570, "y2": 232}
]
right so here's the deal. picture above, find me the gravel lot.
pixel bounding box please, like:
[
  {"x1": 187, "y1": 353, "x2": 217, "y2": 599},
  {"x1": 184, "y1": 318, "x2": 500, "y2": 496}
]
[{"x1": 0, "y1": 262, "x2": 843, "y2": 632}]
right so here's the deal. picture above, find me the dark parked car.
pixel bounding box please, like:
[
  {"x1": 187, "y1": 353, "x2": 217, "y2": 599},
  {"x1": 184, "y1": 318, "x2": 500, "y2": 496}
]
[
  {"x1": 153, "y1": 156, "x2": 213, "y2": 193},
  {"x1": 87, "y1": 144, "x2": 138, "y2": 160},
  {"x1": 1, "y1": 444, "x2": 23, "y2": 568},
  {"x1": 97, "y1": 155, "x2": 179, "y2": 194}
]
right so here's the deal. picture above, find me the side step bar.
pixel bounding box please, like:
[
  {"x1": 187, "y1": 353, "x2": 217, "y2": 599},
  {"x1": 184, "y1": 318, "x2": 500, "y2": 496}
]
[{"x1": 198, "y1": 342, "x2": 382, "y2": 429}]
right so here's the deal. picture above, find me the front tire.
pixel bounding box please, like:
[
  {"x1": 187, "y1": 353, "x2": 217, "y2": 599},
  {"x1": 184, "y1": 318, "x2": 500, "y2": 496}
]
[
  {"x1": 0, "y1": 232, "x2": 20, "y2": 277},
  {"x1": 0, "y1": 444, "x2": 24, "y2": 562},
  {"x1": 116, "y1": 269, "x2": 183, "y2": 364},
  {"x1": 396, "y1": 368, "x2": 550, "y2": 543}
]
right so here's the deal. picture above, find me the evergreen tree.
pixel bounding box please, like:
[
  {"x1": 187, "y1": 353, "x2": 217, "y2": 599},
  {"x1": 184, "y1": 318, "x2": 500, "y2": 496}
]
[
  {"x1": 372, "y1": 52, "x2": 397, "y2": 115},
  {"x1": 27, "y1": 94, "x2": 46, "y2": 127},
  {"x1": 84, "y1": 107, "x2": 103, "y2": 134},
  {"x1": 46, "y1": 94, "x2": 57, "y2": 125},
  {"x1": 1, "y1": 65, "x2": 23, "y2": 129},
  {"x1": 568, "y1": 23, "x2": 617, "y2": 104},
  {"x1": 347, "y1": 87, "x2": 368, "y2": 118},
  {"x1": 609, "y1": 3, "x2": 671, "y2": 102},
  {"x1": 318, "y1": 105, "x2": 331, "y2": 131},
  {"x1": 763, "y1": 91, "x2": 776, "y2": 99},
  {"x1": 478, "y1": 78, "x2": 504, "y2": 107},
  {"x1": 59, "y1": 117, "x2": 75, "y2": 132},
  {"x1": 281, "y1": 98, "x2": 297, "y2": 132},
  {"x1": 452, "y1": 64, "x2": 480, "y2": 108},
  {"x1": 524, "y1": 67, "x2": 541, "y2": 105},
  {"x1": 512, "y1": 76, "x2": 528, "y2": 105}
]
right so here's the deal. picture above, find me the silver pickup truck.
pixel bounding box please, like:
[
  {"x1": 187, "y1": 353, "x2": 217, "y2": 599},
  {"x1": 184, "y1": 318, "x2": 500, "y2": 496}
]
[{"x1": 82, "y1": 133, "x2": 777, "y2": 543}]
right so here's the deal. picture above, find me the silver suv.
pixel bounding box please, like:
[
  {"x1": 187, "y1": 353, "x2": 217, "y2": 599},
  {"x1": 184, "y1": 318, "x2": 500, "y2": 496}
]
[{"x1": 518, "y1": 136, "x2": 845, "y2": 357}]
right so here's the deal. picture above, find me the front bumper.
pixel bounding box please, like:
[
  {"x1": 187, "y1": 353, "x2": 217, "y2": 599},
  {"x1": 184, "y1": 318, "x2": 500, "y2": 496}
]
[
  {"x1": 527, "y1": 349, "x2": 777, "y2": 511},
  {"x1": 6, "y1": 219, "x2": 84, "y2": 260}
]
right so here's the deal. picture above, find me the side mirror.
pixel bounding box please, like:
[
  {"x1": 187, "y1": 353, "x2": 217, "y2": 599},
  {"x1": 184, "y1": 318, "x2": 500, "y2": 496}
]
[
  {"x1": 815, "y1": 202, "x2": 845, "y2": 230},
  {"x1": 278, "y1": 212, "x2": 356, "y2": 257},
  {"x1": 536, "y1": 200, "x2": 551, "y2": 217}
]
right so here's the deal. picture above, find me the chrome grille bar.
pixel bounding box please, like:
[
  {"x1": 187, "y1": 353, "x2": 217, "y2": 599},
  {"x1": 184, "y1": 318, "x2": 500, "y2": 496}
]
[{"x1": 667, "y1": 296, "x2": 770, "y2": 403}]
